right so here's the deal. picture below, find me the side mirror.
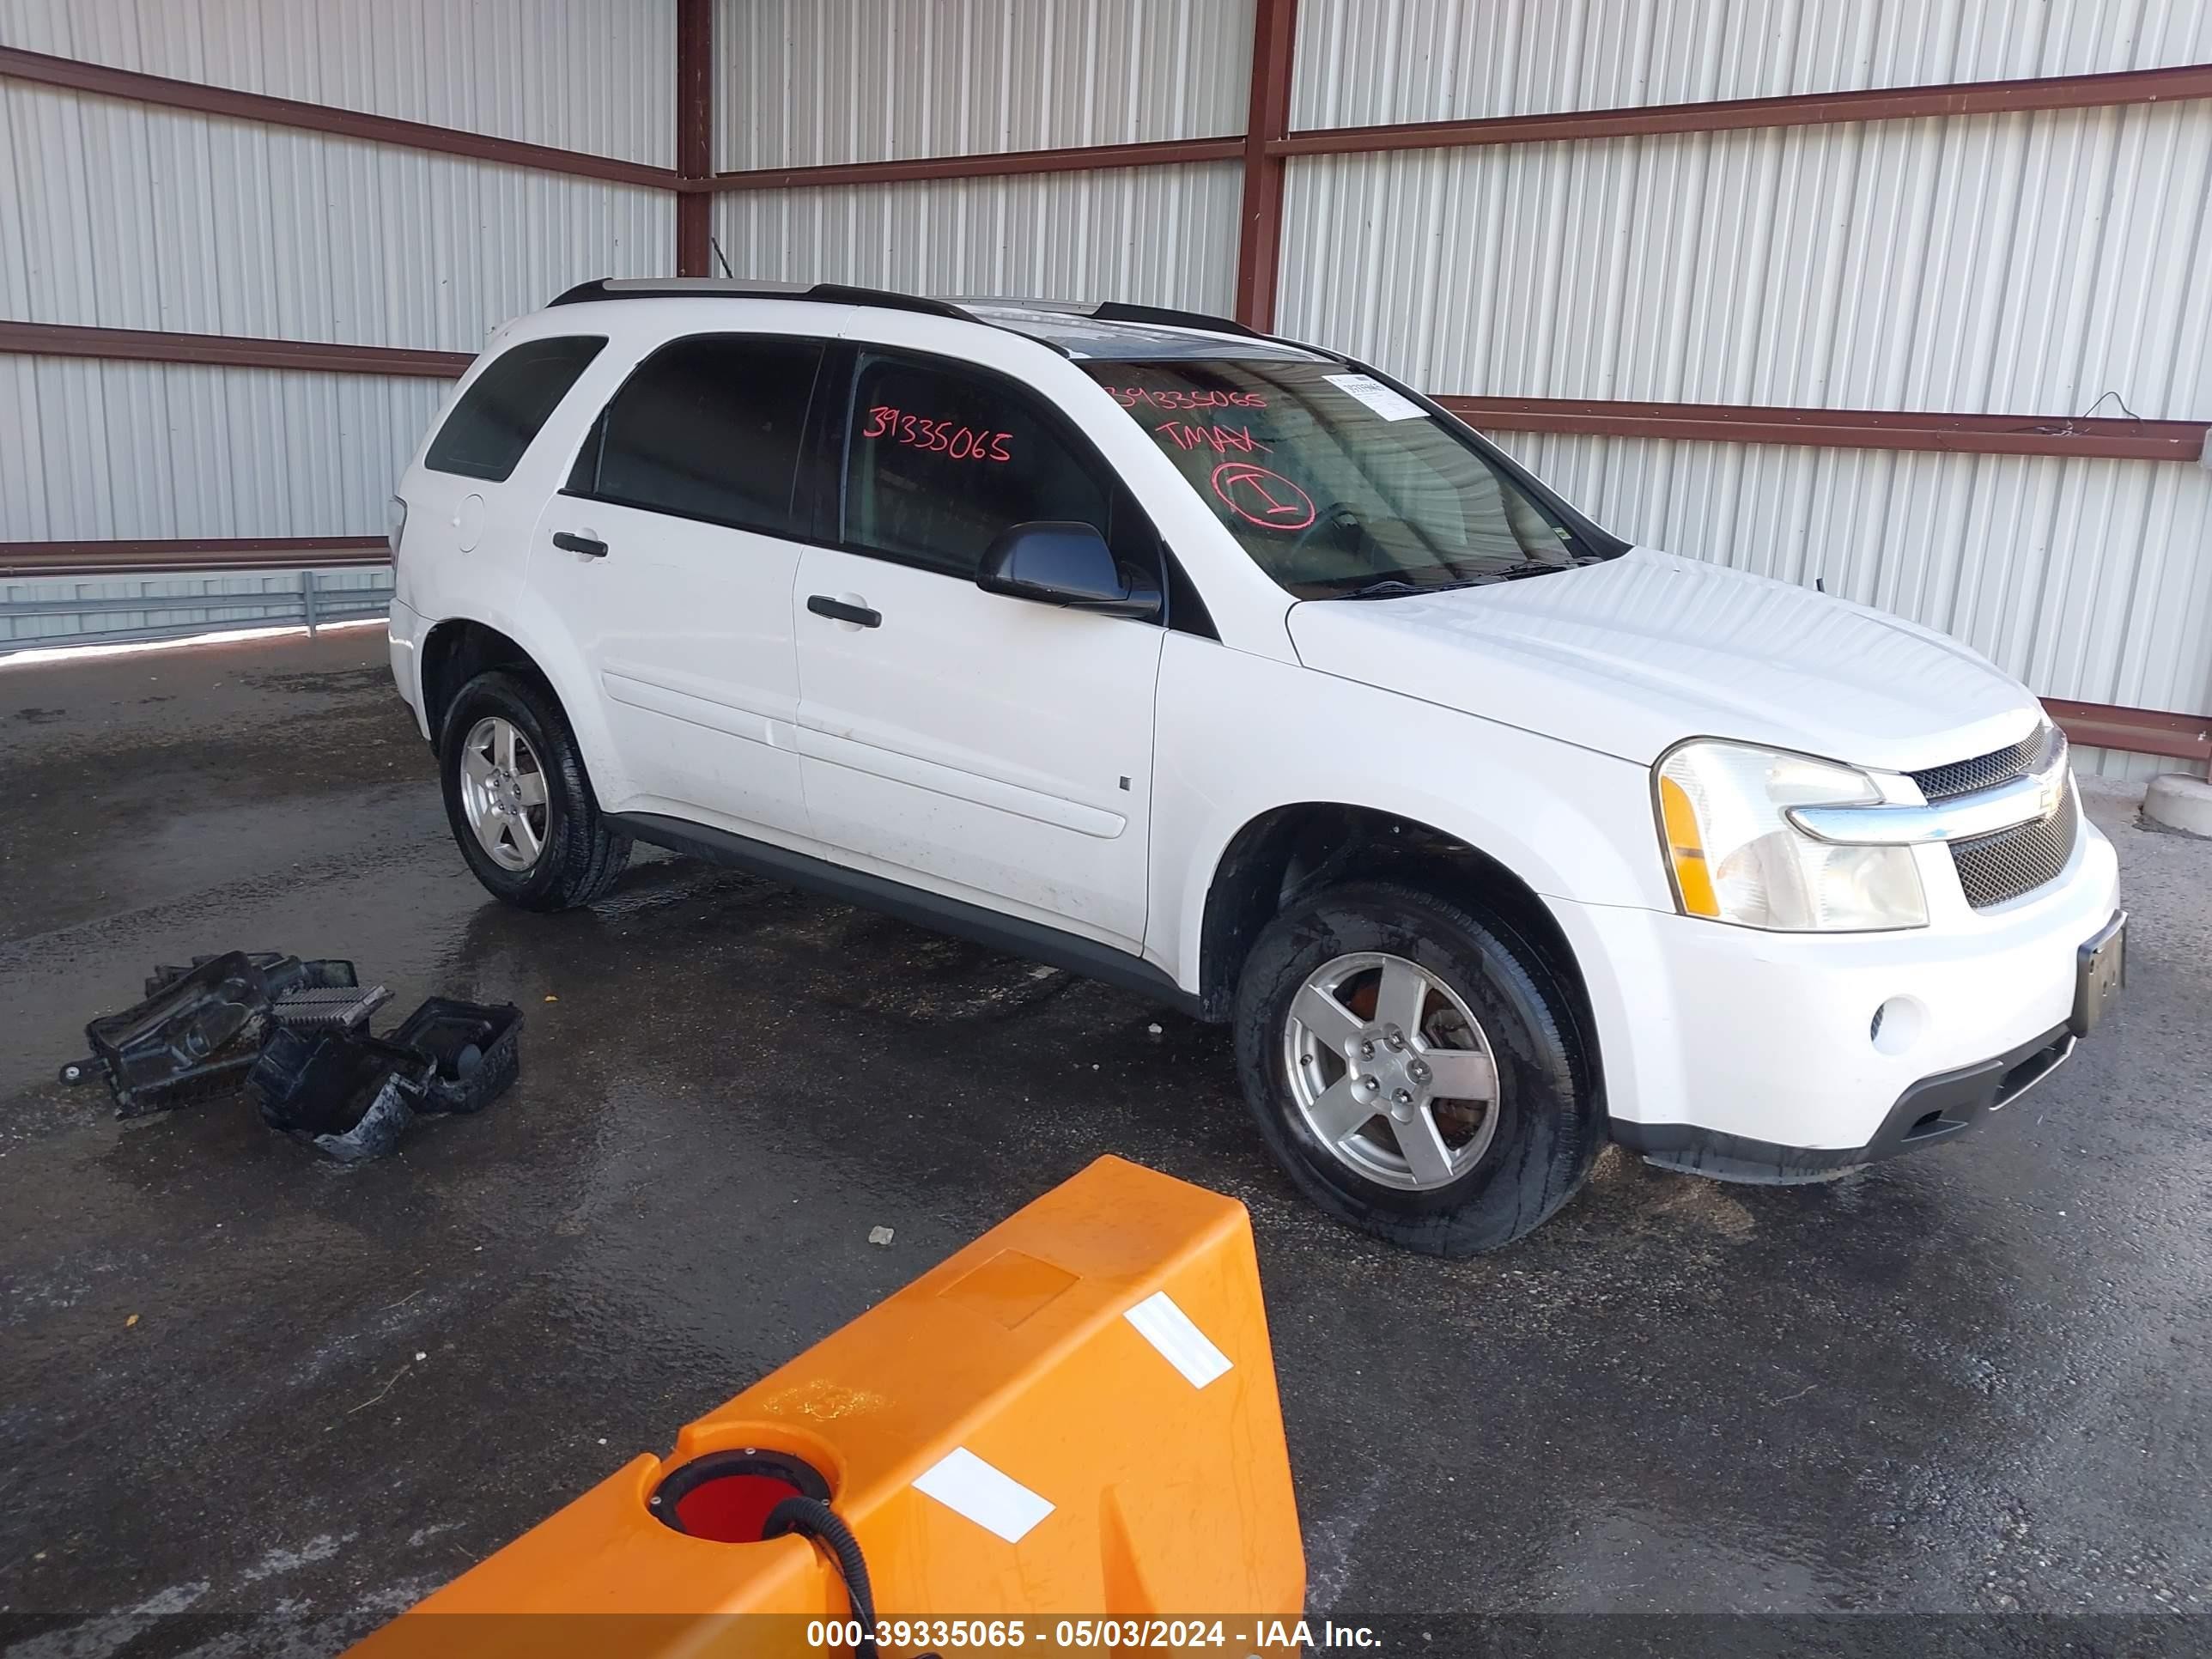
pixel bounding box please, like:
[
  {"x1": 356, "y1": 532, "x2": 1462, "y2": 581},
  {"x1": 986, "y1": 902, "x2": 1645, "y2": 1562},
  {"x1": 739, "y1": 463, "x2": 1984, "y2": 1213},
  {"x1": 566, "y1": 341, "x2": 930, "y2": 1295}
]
[{"x1": 975, "y1": 522, "x2": 1162, "y2": 620}]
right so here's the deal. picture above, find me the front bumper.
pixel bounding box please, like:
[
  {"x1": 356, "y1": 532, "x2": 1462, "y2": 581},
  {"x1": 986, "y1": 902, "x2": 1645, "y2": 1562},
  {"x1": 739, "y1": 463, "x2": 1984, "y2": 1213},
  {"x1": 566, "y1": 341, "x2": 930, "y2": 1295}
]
[
  {"x1": 1610, "y1": 1018, "x2": 2081, "y2": 1182},
  {"x1": 1553, "y1": 816, "x2": 2121, "y2": 1181}
]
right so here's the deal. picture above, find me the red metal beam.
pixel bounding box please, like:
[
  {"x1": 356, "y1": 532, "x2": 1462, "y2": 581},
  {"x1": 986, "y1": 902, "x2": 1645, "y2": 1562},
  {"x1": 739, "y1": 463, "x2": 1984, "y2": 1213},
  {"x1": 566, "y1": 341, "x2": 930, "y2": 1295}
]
[
  {"x1": 0, "y1": 45, "x2": 679, "y2": 190},
  {"x1": 0, "y1": 319, "x2": 472, "y2": 378},
  {"x1": 9, "y1": 40, "x2": 2200, "y2": 202},
  {"x1": 675, "y1": 0, "x2": 714, "y2": 275},
  {"x1": 1270, "y1": 62, "x2": 2212, "y2": 160},
  {"x1": 2045, "y1": 699, "x2": 2212, "y2": 766},
  {"x1": 1232, "y1": 0, "x2": 1301, "y2": 331},
  {"x1": 0, "y1": 538, "x2": 391, "y2": 577},
  {"x1": 9, "y1": 33, "x2": 2197, "y2": 227},
  {"x1": 702, "y1": 134, "x2": 1243, "y2": 193},
  {"x1": 7, "y1": 324, "x2": 2203, "y2": 465},
  {"x1": 1440, "y1": 395, "x2": 2209, "y2": 464}
]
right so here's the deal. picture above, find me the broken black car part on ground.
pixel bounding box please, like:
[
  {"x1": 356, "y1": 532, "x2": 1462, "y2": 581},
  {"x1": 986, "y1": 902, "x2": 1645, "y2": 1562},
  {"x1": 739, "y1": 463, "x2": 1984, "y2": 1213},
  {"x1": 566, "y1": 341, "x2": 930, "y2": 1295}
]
[
  {"x1": 251, "y1": 1000, "x2": 522, "y2": 1162},
  {"x1": 62, "y1": 951, "x2": 520, "y2": 1159},
  {"x1": 60, "y1": 951, "x2": 377, "y2": 1115}
]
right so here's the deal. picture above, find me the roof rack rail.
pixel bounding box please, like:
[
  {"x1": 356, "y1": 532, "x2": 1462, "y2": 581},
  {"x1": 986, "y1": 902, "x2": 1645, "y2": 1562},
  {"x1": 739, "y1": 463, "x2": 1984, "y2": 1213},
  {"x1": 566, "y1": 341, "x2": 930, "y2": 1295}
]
[
  {"x1": 544, "y1": 279, "x2": 1268, "y2": 356},
  {"x1": 548, "y1": 277, "x2": 980, "y2": 325},
  {"x1": 1082, "y1": 301, "x2": 1265, "y2": 339}
]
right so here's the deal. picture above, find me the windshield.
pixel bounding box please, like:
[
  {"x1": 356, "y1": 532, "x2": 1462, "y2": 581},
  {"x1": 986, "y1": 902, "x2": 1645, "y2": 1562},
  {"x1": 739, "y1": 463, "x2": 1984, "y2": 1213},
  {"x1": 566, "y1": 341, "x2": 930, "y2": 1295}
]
[{"x1": 1082, "y1": 357, "x2": 1601, "y2": 599}]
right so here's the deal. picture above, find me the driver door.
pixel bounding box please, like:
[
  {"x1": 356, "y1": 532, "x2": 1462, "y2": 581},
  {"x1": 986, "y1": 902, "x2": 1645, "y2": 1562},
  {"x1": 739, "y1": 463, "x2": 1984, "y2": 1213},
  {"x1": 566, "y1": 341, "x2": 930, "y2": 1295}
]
[{"x1": 790, "y1": 349, "x2": 1165, "y2": 949}]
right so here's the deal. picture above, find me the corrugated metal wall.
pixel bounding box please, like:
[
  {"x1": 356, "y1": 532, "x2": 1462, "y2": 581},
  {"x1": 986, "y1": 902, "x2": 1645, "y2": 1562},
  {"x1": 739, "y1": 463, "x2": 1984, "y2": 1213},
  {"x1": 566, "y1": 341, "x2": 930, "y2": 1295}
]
[
  {"x1": 0, "y1": 82, "x2": 670, "y2": 352},
  {"x1": 712, "y1": 0, "x2": 1253, "y2": 307},
  {"x1": 1276, "y1": 2, "x2": 2211, "y2": 775},
  {"x1": 0, "y1": 0, "x2": 671, "y2": 647},
  {"x1": 0, "y1": 0, "x2": 673, "y2": 165},
  {"x1": 1277, "y1": 100, "x2": 2211, "y2": 419},
  {"x1": 0, "y1": 356, "x2": 446, "y2": 541},
  {"x1": 714, "y1": 164, "x2": 1243, "y2": 312},
  {"x1": 716, "y1": 0, "x2": 1253, "y2": 168},
  {"x1": 1291, "y1": 0, "x2": 2212, "y2": 126}
]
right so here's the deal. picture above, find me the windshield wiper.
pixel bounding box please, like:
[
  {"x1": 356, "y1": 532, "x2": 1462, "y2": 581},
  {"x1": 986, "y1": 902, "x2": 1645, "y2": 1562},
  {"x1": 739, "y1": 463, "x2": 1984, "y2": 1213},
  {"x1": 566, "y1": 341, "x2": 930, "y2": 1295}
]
[
  {"x1": 1460, "y1": 556, "x2": 1602, "y2": 585},
  {"x1": 1326, "y1": 556, "x2": 1601, "y2": 600},
  {"x1": 1328, "y1": 578, "x2": 1429, "y2": 600}
]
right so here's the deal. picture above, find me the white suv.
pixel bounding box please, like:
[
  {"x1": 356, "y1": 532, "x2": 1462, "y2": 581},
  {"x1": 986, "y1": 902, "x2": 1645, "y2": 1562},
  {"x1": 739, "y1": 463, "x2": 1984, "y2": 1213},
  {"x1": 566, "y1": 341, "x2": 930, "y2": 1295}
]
[{"x1": 386, "y1": 280, "x2": 2124, "y2": 1255}]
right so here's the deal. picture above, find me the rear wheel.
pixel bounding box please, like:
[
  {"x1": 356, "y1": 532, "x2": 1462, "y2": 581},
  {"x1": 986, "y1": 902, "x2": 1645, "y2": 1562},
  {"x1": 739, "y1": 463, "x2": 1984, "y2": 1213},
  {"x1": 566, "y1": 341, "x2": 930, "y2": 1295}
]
[
  {"x1": 439, "y1": 670, "x2": 629, "y2": 910},
  {"x1": 1233, "y1": 880, "x2": 1599, "y2": 1255}
]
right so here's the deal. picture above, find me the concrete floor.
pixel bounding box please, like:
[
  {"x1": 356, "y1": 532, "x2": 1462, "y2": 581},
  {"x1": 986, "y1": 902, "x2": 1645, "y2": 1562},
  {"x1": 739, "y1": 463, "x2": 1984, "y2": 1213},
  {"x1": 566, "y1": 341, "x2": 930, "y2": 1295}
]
[{"x1": 2, "y1": 630, "x2": 2209, "y2": 1655}]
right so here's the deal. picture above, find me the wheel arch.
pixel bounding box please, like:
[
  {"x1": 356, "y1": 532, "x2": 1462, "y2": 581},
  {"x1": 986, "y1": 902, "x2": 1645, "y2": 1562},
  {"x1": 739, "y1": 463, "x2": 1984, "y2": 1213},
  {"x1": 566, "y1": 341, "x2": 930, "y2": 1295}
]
[
  {"x1": 1193, "y1": 802, "x2": 1601, "y2": 1100},
  {"x1": 418, "y1": 611, "x2": 635, "y2": 823},
  {"x1": 419, "y1": 618, "x2": 545, "y2": 740}
]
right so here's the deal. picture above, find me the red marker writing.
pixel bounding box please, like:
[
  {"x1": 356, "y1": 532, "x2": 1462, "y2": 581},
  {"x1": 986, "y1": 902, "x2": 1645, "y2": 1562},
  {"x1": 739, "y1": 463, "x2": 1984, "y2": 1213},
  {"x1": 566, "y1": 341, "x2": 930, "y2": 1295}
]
[
  {"x1": 1154, "y1": 420, "x2": 1271, "y2": 455},
  {"x1": 861, "y1": 405, "x2": 1012, "y2": 463},
  {"x1": 1211, "y1": 462, "x2": 1316, "y2": 532}
]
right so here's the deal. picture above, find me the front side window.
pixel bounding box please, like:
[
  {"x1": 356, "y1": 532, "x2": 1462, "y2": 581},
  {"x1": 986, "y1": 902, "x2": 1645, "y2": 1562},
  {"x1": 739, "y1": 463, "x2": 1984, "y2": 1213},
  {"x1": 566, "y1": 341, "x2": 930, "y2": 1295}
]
[
  {"x1": 425, "y1": 335, "x2": 605, "y2": 483},
  {"x1": 578, "y1": 335, "x2": 824, "y2": 537},
  {"x1": 842, "y1": 353, "x2": 1144, "y2": 580},
  {"x1": 1082, "y1": 358, "x2": 1603, "y2": 599}
]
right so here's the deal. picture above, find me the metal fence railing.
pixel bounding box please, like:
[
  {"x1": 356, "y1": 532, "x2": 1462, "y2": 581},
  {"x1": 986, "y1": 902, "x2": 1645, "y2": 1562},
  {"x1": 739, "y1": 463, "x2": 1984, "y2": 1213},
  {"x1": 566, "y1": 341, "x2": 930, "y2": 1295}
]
[{"x1": 0, "y1": 566, "x2": 393, "y2": 653}]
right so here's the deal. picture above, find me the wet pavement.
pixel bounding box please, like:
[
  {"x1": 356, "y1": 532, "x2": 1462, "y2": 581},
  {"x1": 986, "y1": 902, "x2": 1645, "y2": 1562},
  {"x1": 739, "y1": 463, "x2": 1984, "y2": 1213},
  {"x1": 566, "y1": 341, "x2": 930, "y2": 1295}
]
[{"x1": 2, "y1": 630, "x2": 2209, "y2": 1655}]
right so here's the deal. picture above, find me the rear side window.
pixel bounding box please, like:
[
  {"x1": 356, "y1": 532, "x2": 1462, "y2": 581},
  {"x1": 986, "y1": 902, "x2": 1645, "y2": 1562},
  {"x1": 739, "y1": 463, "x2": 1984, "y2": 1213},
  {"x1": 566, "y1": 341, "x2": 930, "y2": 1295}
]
[
  {"x1": 842, "y1": 352, "x2": 1139, "y2": 580},
  {"x1": 574, "y1": 335, "x2": 824, "y2": 537},
  {"x1": 425, "y1": 336, "x2": 605, "y2": 482}
]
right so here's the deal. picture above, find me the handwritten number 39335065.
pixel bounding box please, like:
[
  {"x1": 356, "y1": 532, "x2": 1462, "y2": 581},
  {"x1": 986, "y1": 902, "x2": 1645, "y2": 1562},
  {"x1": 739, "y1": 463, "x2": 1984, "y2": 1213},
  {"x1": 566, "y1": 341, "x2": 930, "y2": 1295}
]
[{"x1": 863, "y1": 405, "x2": 1013, "y2": 463}]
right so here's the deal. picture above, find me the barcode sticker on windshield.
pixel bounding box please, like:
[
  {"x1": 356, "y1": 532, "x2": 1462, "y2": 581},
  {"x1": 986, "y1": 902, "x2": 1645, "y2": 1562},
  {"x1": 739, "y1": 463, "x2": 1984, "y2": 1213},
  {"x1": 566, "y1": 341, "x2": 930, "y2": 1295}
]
[{"x1": 1324, "y1": 373, "x2": 1426, "y2": 422}]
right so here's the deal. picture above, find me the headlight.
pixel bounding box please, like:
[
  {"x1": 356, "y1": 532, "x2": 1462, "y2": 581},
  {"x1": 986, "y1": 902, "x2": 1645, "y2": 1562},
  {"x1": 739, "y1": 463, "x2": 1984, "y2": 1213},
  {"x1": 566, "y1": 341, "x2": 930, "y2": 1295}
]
[{"x1": 1655, "y1": 740, "x2": 1928, "y2": 932}]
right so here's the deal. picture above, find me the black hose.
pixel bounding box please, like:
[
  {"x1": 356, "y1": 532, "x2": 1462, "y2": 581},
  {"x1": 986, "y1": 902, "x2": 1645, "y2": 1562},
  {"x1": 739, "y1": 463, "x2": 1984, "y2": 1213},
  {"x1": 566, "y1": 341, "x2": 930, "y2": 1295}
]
[{"x1": 763, "y1": 1495, "x2": 879, "y2": 1659}]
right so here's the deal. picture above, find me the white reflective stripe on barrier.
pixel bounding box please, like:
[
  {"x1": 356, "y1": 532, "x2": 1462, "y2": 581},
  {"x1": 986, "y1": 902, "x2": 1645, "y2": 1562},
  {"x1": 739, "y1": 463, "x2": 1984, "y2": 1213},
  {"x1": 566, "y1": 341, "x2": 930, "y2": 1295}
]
[
  {"x1": 1124, "y1": 1290, "x2": 1233, "y2": 1389},
  {"x1": 911, "y1": 1447, "x2": 1055, "y2": 1544}
]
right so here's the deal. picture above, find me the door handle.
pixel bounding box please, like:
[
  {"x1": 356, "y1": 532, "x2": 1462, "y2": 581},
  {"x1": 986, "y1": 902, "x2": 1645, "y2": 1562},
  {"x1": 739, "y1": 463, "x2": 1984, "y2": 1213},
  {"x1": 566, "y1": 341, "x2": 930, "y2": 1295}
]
[
  {"x1": 807, "y1": 594, "x2": 881, "y2": 628},
  {"x1": 552, "y1": 531, "x2": 608, "y2": 557}
]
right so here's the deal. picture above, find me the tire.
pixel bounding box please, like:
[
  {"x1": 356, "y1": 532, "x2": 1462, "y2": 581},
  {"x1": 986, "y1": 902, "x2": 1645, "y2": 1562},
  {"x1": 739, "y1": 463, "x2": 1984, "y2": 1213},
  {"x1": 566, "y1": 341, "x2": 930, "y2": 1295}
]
[
  {"x1": 438, "y1": 669, "x2": 630, "y2": 911},
  {"x1": 1232, "y1": 879, "x2": 1599, "y2": 1256}
]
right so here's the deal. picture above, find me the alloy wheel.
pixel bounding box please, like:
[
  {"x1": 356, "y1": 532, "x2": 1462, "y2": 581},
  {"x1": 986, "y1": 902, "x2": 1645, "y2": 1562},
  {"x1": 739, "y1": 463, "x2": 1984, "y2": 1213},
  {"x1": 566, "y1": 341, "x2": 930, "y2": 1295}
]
[
  {"x1": 1281, "y1": 951, "x2": 1501, "y2": 1191},
  {"x1": 459, "y1": 715, "x2": 549, "y2": 872}
]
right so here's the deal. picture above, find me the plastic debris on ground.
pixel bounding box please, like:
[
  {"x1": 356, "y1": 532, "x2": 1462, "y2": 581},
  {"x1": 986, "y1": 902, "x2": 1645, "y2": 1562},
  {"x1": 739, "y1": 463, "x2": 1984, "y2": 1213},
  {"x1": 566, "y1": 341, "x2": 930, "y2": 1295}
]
[
  {"x1": 251, "y1": 1028, "x2": 433, "y2": 1163},
  {"x1": 387, "y1": 998, "x2": 523, "y2": 1115},
  {"x1": 143, "y1": 952, "x2": 360, "y2": 1000},
  {"x1": 269, "y1": 983, "x2": 394, "y2": 1033},
  {"x1": 64, "y1": 951, "x2": 305, "y2": 1115},
  {"x1": 62, "y1": 950, "x2": 522, "y2": 1160}
]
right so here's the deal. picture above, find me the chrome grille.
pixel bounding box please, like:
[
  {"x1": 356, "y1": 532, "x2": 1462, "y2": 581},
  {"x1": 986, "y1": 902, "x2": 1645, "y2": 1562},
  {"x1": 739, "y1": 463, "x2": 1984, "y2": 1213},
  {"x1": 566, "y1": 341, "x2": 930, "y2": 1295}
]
[
  {"x1": 1909, "y1": 723, "x2": 2052, "y2": 801},
  {"x1": 1950, "y1": 786, "x2": 2079, "y2": 909}
]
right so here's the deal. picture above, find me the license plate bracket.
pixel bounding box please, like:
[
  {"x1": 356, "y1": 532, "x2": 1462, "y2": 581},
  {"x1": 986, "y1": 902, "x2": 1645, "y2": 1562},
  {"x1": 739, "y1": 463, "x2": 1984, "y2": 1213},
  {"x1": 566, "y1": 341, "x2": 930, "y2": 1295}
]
[{"x1": 2071, "y1": 909, "x2": 2126, "y2": 1038}]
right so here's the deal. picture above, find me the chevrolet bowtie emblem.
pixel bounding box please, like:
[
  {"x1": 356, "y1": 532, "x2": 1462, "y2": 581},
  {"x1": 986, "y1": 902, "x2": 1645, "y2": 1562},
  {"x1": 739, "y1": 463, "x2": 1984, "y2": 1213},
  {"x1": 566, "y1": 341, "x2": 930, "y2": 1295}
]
[{"x1": 2034, "y1": 762, "x2": 2065, "y2": 819}]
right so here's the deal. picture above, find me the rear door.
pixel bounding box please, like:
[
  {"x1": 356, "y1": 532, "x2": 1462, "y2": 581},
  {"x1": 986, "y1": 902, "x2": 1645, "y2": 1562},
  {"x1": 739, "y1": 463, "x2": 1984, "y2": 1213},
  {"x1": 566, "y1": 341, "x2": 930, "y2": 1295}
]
[
  {"x1": 532, "y1": 333, "x2": 825, "y2": 838},
  {"x1": 789, "y1": 348, "x2": 1166, "y2": 948}
]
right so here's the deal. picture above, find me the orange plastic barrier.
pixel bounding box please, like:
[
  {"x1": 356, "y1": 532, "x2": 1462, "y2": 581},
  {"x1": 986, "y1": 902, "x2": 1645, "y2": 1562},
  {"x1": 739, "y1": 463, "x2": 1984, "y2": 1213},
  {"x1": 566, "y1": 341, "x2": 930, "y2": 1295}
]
[{"x1": 348, "y1": 1156, "x2": 1304, "y2": 1657}]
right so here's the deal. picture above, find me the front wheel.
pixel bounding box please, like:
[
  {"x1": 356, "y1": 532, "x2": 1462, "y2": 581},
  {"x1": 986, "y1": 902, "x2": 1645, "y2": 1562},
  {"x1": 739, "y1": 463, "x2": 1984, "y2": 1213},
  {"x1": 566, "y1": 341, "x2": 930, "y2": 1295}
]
[
  {"x1": 1232, "y1": 880, "x2": 1599, "y2": 1255},
  {"x1": 438, "y1": 669, "x2": 630, "y2": 911}
]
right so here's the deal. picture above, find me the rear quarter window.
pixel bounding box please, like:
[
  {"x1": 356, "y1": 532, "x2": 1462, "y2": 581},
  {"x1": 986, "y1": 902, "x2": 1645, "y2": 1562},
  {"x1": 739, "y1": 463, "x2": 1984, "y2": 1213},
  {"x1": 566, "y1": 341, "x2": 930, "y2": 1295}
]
[
  {"x1": 425, "y1": 335, "x2": 606, "y2": 483},
  {"x1": 574, "y1": 334, "x2": 825, "y2": 537}
]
